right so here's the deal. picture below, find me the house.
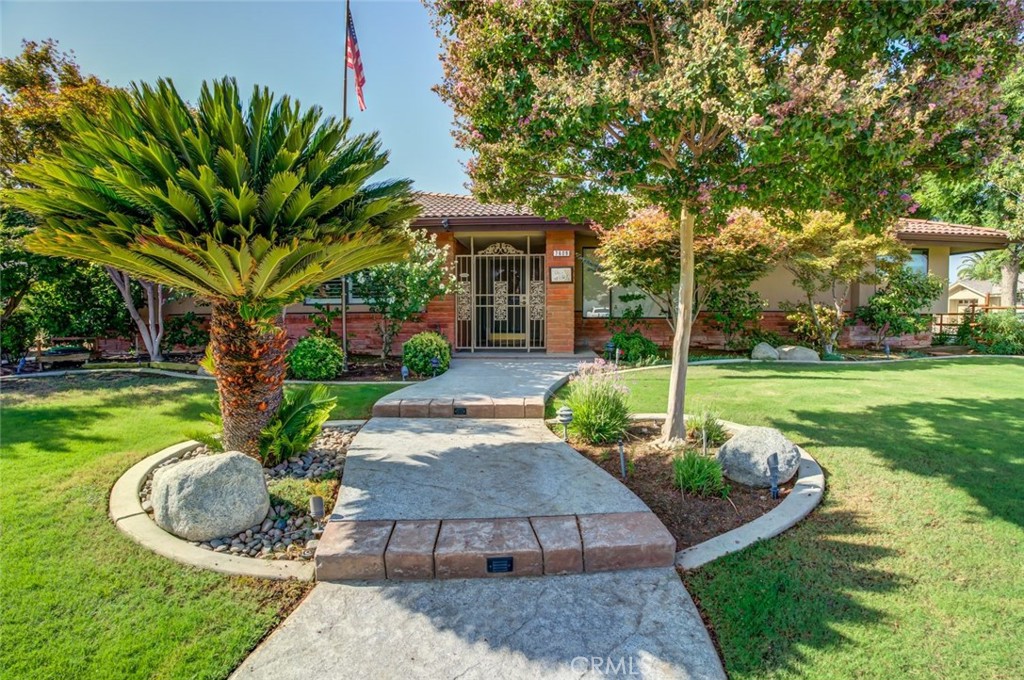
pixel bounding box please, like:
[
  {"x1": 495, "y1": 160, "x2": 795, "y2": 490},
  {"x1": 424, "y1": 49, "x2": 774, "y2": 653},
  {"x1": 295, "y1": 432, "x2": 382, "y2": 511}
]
[
  {"x1": 163, "y1": 193, "x2": 1010, "y2": 354},
  {"x1": 947, "y1": 276, "x2": 1024, "y2": 312}
]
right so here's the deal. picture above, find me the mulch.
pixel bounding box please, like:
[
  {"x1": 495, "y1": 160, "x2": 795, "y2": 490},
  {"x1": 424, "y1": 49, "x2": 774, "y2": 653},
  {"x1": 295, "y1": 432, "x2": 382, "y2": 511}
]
[{"x1": 571, "y1": 421, "x2": 791, "y2": 550}]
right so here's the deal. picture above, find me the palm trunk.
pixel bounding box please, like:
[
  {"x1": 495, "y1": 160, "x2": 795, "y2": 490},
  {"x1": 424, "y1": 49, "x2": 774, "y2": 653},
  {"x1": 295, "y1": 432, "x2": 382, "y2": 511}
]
[
  {"x1": 209, "y1": 301, "x2": 287, "y2": 458},
  {"x1": 663, "y1": 206, "x2": 696, "y2": 442}
]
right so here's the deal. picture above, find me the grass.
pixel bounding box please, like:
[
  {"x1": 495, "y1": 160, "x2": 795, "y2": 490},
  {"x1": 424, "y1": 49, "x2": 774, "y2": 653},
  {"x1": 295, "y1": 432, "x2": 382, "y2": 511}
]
[
  {"x1": 597, "y1": 358, "x2": 1024, "y2": 680},
  {"x1": 0, "y1": 372, "x2": 401, "y2": 679}
]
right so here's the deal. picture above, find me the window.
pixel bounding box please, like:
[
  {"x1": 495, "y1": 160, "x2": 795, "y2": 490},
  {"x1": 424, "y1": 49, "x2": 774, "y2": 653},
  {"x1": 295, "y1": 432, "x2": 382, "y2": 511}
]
[
  {"x1": 907, "y1": 249, "x2": 929, "y2": 276},
  {"x1": 581, "y1": 248, "x2": 671, "y2": 319},
  {"x1": 304, "y1": 277, "x2": 365, "y2": 306}
]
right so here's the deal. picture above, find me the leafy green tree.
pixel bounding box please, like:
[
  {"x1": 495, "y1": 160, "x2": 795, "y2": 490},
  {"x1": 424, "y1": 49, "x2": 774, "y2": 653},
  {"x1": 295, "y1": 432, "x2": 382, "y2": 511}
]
[
  {"x1": 7, "y1": 78, "x2": 417, "y2": 456},
  {"x1": 917, "y1": 56, "x2": 1024, "y2": 308},
  {"x1": 781, "y1": 211, "x2": 907, "y2": 355},
  {"x1": 854, "y1": 268, "x2": 945, "y2": 348},
  {"x1": 27, "y1": 263, "x2": 136, "y2": 340},
  {"x1": 350, "y1": 228, "x2": 455, "y2": 363},
  {"x1": 429, "y1": 0, "x2": 1019, "y2": 440}
]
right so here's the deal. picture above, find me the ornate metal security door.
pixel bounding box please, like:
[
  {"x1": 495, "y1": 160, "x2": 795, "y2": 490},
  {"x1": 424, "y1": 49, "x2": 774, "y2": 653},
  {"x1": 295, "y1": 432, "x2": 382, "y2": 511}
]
[{"x1": 455, "y1": 242, "x2": 545, "y2": 351}]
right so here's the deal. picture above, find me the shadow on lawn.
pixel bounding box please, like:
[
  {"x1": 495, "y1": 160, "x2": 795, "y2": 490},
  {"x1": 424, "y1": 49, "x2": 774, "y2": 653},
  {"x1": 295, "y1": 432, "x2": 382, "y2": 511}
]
[
  {"x1": 0, "y1": 373, "x2": 212, "y2": 455},
  {"x1": 686, "y1": 506, "x2": 904, "y2": 677},
  {"x1": 777, "y1": 396, "x2": 1024, "y2": 530}
]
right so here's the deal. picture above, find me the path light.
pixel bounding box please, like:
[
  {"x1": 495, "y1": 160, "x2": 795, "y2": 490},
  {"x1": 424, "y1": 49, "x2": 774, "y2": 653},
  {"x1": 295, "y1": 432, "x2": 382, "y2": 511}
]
[
  {"x1": 556, "y1": 406, "x2": 574, "y2": 441},
  {"x1": 430, "y1": 356, "x2": 440, "y2": 377},
  {"x1": 401, "y1": 365, "x2": 410, "y2": 381},
  {"x1": 767, "y1": 453, "x2": 780, "y2": 500},
  {"x1": 604, "y1": 340, "x2": 615, "y2": 360},
  {"x1": 616, "y1": 347, "x2": 624, "y2": 367},
  {"x1": 309, "y1": 495, "x2": 325, "y2": 521},
  {"x1": 618, "y1": 437, "x2": 627, "y2": 479},
  {"x1": 884, "y1": 342, "x2": 891, "y2": 359}
]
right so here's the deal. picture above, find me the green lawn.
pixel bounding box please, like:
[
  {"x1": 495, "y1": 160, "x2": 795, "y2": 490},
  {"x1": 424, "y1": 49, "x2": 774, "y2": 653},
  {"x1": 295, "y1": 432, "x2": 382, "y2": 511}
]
[
  {"x1": 0, "y1": 373, "x2": 402, "y2": 679},
  {"x1": 615, "y1": 359, "x2": 1024, "y2": 680}
]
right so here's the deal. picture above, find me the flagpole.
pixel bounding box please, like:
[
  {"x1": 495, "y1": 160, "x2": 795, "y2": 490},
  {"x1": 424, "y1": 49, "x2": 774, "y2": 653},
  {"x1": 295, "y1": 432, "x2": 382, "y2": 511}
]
[{"x1": 340, "y1": 0, "x2": 350, "y2": 370}]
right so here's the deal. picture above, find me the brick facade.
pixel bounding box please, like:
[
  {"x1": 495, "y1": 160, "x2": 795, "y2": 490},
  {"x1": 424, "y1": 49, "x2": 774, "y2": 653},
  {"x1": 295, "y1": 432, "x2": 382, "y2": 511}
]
[{"x1": 544, "y1": 231, "x2": 576, "y2": 353}]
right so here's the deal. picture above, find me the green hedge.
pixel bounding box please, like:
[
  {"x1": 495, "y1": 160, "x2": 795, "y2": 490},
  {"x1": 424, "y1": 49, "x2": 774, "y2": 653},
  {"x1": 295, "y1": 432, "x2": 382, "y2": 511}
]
[
  {"x1": 402, "y1": 332, "x2": 451, "y2": 376},
  {"x1": 286, "y1": 336, "x2": 345, "y2": 380}
]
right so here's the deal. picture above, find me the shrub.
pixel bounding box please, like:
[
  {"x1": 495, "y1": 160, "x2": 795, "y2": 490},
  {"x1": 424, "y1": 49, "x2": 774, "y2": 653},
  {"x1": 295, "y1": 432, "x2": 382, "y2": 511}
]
[
  {"x1": 672, "y1": 450, "x2": 728, "y2": 498},
  {"x1": 402, "y1": 331, "x2": 451, "y2": 376},
  {"x1": 932, "y1": 328, "x2": 954, "y2": 346},
  {"x1": 966, "y1": 311, "x2": 1024, "y2": 355},
  {"x1": 783, "y1": 301, "x2": 846, "y2": 353},
  {"x1": 822, "y1": 352, "x2": 845, "y2": 361},
  {"x1": 853, "y1": 269, "x2": 943, "y2": 347},
  {"x1": 685, "y1": 407, "x2": 728, "y2": 446},
  {"x1": 164, "y1": 311, "x2": 209, "y2": 349},
  {"x1": 609, "y1": 330, "x2": 660, "y2": 363},
  {"x1": 0, "y1": 311, "x2": 38, "y2": 359},
  {"x1": 286, "y1": 335, "x2": 345, "y2": 380},
  {"x1": 259, "y1": 384, "x2": 337, "y2": 466},
  {"x1": 564, "y1": 360, "x2": 632, "y2": 444}
]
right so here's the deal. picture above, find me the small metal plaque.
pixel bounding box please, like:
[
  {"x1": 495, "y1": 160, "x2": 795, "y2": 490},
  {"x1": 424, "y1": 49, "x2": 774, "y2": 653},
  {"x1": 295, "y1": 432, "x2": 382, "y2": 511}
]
[
  {"x1": 487, "y1": 556, "x2": 514, "y2": 573},
  {"x1": 552, "y1": 249, "x2": 571, "y2": 257},
  {"x1": 453, "y1": 406, "x2": 468, "y2": 416}
]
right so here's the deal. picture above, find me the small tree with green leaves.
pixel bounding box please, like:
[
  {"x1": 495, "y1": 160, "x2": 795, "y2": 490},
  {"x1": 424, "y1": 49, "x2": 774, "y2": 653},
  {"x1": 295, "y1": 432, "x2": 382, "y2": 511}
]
[
  {"x1": 781, "y1": 212, "x2": 908, "y2": 355},
  {"x1": 350, "y1": 228, "x2": 455, "y2": 363},
  {"x1": 854, "y1": 268, "x2": 945, "y2": 348}
]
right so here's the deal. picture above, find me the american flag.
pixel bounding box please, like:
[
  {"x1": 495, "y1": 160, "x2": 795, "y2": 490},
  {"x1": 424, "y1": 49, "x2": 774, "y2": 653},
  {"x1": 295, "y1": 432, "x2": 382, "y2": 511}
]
[{"x1": 346, "y1": 10, "x2": 366, "y2": 111}]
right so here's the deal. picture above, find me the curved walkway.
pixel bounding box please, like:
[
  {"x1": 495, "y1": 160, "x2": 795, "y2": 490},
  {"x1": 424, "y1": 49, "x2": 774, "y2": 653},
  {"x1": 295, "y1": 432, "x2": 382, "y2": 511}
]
[{"x1": 233, "y1": 358, "x2": 726, "y2": 679}]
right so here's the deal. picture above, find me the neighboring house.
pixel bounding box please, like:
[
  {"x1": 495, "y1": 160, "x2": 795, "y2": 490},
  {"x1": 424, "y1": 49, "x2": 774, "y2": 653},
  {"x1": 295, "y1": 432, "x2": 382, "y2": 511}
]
[
  {"x1": 948, "y1": 276, "x2": 1024, "y2": 312},
  {"x1": 160, "y1": 193, "x2": 1010, "y2": 354}
]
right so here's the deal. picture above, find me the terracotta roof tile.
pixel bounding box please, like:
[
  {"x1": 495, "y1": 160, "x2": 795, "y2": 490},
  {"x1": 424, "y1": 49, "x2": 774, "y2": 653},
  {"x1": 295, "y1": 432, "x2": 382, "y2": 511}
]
[
  {"x1": 414, "y1": 192, "x2": 534, "y2": 218},
  {"x1": 895, "y1": 218, "x2": 1008, "y2": 241}
]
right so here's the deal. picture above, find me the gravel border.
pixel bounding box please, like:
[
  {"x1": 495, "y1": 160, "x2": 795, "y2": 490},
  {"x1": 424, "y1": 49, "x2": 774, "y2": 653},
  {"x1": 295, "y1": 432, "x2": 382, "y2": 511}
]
[{"x1": 109, "y1": 421, "x2": 368, "y2": 581}]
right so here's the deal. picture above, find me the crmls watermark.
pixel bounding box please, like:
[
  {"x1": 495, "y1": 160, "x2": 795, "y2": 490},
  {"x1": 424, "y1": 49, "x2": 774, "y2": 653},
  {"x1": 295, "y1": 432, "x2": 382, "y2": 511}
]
[{"x1": 570, "y1": 656, "x2": 651, "y2": 675}]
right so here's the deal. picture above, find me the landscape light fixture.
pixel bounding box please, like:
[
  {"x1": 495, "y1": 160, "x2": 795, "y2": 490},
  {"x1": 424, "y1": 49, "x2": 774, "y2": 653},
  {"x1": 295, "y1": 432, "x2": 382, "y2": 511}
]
[
  {"x1": 618, "y1": 437, "x2": 627, "y2": 479},
  {"x1": 430, "y1": 356, "x2": 440, "y2": 377},
  {"x1": 309, "y1": 495, "x2": 325, "y2": 521},
  {"x1": 401, "y1": 365, "x2": 410, "y2": 381},
  {"x1": 556, "y1": 406, "x2": 574, "y2": 441},
  {"x1": 604, "y1": 340, "x2": 615, "y2": 361},
  {"x1": 767, "y1": 453, "x2": 780, "y2": 500}
]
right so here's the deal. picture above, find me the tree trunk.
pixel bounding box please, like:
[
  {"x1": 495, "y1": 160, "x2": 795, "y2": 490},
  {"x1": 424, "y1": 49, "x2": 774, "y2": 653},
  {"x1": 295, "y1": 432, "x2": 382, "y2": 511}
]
[
  {"x1": 662, "y1": 207, "x2": 696, "y2": 442},
  {"x1": 209, "y1": 301, "x2": 287, "y2": 458},
  {"x1": 1001, "y1": 250, "x2": 1021, "y2": 310},
  {"x1": 105, "y1": 267, "x2": 165, "y2": 361}
]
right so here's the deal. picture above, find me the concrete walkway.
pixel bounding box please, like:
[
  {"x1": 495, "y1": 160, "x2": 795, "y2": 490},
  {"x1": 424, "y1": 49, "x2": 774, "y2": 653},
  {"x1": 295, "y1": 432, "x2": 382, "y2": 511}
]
[
  {"x1": 334, "y1": 418, "x2": 648, "y2": 521},
  {"x1": 232, "y1": 569, "x2": 725, "y2": 680},
  {"x1": 233, "y1": 357, "x2": 726, "y2": 678}
]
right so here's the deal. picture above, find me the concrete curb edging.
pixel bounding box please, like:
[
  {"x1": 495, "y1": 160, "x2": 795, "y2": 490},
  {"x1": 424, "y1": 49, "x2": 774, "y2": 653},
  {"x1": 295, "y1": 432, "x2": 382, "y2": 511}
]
[
  {"x1": 676, "y1": 446, "x2": 823, "y2": 570},
  {"x1": 109, "y1": 441, "x2": 315, "y2": 581},
  {"x1": 622, "y1": 413, "x2": 825, "y2": 569}
]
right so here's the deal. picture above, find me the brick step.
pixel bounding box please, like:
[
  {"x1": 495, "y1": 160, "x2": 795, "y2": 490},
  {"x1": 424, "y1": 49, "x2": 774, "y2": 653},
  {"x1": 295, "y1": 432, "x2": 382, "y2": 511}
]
[
  {"x1": 372, "y1": 396, "x2": 546, "y2": 419},
  {"x1": 314, "y1": 512, "x2": 675, "y2": 582}
]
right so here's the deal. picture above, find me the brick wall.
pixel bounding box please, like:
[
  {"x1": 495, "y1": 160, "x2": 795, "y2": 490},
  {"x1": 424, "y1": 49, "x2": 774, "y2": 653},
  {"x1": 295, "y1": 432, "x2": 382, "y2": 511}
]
[{"x1": 545, "y1": 231, "x2": 576, "y2": 353}]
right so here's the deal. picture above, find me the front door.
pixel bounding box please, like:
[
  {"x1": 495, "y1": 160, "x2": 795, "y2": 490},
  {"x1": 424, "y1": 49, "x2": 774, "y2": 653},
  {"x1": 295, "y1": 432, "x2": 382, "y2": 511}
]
[{"x1": 455, "y1": 242, "x2": 546, "y2": 351}]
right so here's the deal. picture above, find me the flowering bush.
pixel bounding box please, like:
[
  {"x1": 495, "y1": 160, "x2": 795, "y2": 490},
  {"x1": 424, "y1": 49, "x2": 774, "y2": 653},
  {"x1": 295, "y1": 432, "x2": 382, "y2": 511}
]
[{"x1": 564, "y1": 359, "x2": 632, "y2": 444}]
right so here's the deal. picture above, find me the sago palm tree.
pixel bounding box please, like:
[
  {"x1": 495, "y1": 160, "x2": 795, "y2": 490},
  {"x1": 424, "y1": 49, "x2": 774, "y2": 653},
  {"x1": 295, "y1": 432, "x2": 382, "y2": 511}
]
[{"x1": 7, "y1": 77, "x2": 418, "y2": 456}]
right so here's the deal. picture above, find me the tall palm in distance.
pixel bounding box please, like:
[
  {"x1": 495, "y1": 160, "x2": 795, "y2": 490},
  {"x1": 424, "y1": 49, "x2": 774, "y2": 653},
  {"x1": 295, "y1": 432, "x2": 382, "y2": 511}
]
[{"x1": 7, "y1": 78, "x2": 418, "y2": 455}]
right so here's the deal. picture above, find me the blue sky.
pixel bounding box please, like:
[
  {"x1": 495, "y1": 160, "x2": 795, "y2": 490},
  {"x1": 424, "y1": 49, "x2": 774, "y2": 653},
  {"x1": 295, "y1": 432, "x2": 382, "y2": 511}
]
[{"x1": 0, "y1": 0, "x2": 470, "y2": 193}]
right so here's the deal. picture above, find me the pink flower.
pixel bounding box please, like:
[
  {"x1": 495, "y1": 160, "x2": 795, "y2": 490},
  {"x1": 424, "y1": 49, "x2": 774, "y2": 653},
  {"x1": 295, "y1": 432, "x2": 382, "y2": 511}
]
[
  {"x1": 938, "y1": 34, "x2": 949, "y2": 44},
  {"x1": 878, "y1": 189, "x2": 889, "y2": 198}
]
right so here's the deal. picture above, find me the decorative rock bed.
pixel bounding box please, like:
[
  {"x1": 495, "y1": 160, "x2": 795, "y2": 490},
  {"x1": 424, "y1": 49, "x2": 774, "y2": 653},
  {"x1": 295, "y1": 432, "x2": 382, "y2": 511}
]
[{"x1": 138, "y1": 427, "x2": 355, "y2": 561}]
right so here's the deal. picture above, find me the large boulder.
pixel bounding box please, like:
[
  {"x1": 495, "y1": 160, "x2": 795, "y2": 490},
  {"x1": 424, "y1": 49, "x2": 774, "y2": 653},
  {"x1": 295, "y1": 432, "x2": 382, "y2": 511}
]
[
  {"x1": 751, "y1": 342, "x2": 780, "y2": 361},
  {"x1": 778, "y1": 345, "x2": 820, "y2": 362},
  {"x1": 152, "y1": 451, "x2": 269, "y2": 541},
  {"x1": 716, "y1": 427, "x2": 801, "y2": 488}
]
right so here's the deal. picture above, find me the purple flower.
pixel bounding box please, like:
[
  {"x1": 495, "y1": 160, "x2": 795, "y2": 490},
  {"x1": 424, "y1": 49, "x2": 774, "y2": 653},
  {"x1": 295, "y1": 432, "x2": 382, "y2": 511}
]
[
  {"x1": 938, "y1": 34, "x2": 949, "y2": 44},
  {"x1": 900, "y1": 193, "x2": 912, "y2": 202},
  {"x1": 878, "y1": 189, "x2": 889, "y2": 198}
]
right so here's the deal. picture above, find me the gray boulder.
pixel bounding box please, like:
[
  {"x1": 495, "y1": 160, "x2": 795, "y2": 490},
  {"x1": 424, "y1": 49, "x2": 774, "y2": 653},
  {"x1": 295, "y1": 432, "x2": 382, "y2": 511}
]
[
  {"x1": 751, "y1": 342, "x2": 780, "y2": 361},
  {"x1": 152, "y1": 451, "x2": 269, "y2": 541},
  {"x1": 716, "y1": 427, "x2": 800, "y2": 488},
  {"x1": 778, "y1": 345, "x2": 820, "y2": 362}
]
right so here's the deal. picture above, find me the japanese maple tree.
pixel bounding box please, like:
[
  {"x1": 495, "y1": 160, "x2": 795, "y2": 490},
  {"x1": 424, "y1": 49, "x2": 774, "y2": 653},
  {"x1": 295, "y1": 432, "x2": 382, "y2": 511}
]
[{"x1": 430, "y1": 0, "x2": 1021, "y2": 440}]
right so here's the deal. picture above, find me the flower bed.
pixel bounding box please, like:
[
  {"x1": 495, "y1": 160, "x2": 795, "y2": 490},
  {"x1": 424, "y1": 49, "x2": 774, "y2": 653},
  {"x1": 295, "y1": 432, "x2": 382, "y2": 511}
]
[
  {"x1": 570, "y1": 420, "x2": 792, "y2": 549},
  {"x1": 139, "y1": 427, "x2": 355, "y2": 561}
]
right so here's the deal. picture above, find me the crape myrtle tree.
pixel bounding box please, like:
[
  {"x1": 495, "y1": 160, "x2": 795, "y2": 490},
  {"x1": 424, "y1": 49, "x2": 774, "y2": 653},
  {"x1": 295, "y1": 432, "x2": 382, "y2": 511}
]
[
  {"x1": 430, "y1": 0, "x2": 1022, "y2": 440},
  {"x1": 594, "y1": 206, "x2": 783, "y2": 330},
  {"x1": 917, "y1": 56, "x2": 1024, "y2": 309},
  {"x1": 8, "y1": 78, "x2": 417, "y2": 456}
]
